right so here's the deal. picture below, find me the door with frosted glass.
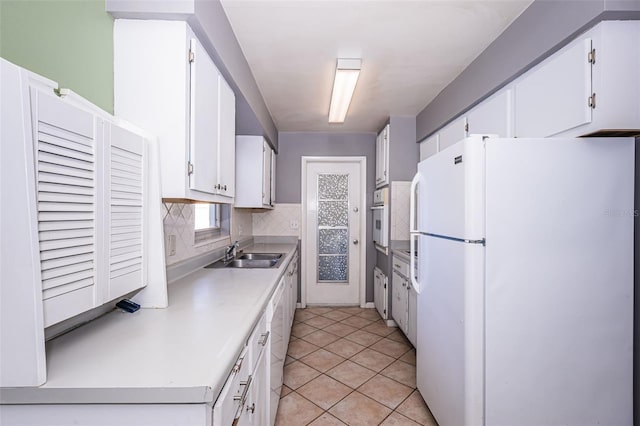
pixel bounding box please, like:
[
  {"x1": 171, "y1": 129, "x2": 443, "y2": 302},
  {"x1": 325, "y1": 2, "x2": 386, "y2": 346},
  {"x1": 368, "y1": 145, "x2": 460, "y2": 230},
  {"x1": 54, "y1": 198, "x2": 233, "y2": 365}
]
[{"x1": 305, "y1": 160, "x2": 362, "y2": 305}]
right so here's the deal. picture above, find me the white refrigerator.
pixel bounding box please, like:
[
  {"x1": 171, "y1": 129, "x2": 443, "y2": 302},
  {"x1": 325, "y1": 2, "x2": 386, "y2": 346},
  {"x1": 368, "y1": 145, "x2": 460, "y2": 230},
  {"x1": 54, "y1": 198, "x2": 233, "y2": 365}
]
[{"x1": 409, "y1": 135, "x2": 634, "y2": 426}]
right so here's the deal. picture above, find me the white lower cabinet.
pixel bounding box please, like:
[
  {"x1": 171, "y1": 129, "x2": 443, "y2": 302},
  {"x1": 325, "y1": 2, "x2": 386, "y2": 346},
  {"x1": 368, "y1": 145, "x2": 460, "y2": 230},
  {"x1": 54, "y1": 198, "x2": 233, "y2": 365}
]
[
  {"x1": 373, "y1": 267, "x2": 388, "y2": 320},
  {"x1": 214, "y1": 250, "x2": 297, "y2": 426},
  {"x1": 407, "y1": 283, "x2": 417, "y2": 347},
  {"x1": 391, "y1": 270, "x2": 408, "y2": 332},
  {"x1": 268, "y1": 281, "x2": 286, "y2": 426},
  {"x1": 391, "y1": 254, "x2": 416, "y2": 346}
]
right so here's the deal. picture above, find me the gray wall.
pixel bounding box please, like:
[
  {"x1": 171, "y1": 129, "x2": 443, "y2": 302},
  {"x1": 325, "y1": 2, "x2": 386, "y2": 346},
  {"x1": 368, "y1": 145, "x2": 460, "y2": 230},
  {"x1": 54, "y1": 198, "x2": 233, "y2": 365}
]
[
  {"x1": 416, "y1": 0, "x2": 640, "y2": 141},
  {"x1": 276, "y1": 132, "x2": 376, "y2": 302},
  {"x1": 388, "y1": 116, "x2": 419, "y2": 182}
]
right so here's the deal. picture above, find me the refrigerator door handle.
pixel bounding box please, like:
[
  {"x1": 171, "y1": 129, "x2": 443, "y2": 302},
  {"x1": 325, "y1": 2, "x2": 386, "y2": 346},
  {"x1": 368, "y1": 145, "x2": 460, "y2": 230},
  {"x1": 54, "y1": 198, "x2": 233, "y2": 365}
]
[
  {"x1": 410, "y1": 172, "x2": 419, "y2": 233},
  {"x1": 410, "y1": 233, "x2": 420, "y2": 294}
]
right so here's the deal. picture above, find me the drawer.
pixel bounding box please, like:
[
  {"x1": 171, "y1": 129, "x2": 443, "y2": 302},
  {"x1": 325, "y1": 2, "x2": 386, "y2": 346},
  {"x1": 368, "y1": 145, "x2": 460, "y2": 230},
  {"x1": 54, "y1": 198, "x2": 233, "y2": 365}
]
[
  {"x1": 212, "y1": 346, "x2": 250, "y2": 426},
  {"x1": 392, "y1": 255, "x2": 410, "y2": 278},
  {"x1": 248, "y1": 310, "x2": 268, "y2": 374}
]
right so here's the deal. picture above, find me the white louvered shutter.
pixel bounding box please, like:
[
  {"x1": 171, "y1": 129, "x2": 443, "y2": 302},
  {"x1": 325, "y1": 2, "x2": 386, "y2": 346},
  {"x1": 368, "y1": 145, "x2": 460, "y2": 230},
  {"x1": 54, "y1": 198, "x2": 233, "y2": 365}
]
[
  {"x1": 107, "y1": 123, "x2": 146, "y2": 300},
  {"x1": 33, "y1": 90, "x2": 97, "y2": 327}
]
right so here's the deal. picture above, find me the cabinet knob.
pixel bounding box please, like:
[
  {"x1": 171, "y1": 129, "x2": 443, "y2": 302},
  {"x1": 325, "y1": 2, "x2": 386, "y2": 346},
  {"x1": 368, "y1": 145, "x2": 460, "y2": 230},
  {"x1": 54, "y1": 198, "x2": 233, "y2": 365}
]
[{"x1": 353, "y1": 239, "x2": 359, "y2": 245}]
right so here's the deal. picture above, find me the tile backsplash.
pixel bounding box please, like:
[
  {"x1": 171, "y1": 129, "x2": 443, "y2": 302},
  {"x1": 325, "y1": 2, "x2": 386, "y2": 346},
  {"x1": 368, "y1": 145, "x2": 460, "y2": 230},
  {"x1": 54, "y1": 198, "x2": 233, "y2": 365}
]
[
  {"x1": 252, "y1": 203, "x2": 302, "y2": 237},
  {"x1": 162, "y1": 203, "x2": 253, "y2": 266},
  {"x1": 391, "y1": 181, "x2": 411, "y2": 241}
]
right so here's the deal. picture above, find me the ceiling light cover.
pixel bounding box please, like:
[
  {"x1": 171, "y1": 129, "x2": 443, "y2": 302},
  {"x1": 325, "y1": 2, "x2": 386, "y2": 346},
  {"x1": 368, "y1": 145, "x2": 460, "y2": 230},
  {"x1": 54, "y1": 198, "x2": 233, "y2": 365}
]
[{"x1": 328, "y1": 58, "x2": 361, "y2": 123}]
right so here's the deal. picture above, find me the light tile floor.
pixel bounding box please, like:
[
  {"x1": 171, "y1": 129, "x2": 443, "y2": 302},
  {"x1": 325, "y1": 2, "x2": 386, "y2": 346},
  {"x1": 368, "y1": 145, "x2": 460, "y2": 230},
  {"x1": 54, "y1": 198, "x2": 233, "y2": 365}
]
[{"x1": 276, "y1": 306, "x2": 438, "y2": 426}]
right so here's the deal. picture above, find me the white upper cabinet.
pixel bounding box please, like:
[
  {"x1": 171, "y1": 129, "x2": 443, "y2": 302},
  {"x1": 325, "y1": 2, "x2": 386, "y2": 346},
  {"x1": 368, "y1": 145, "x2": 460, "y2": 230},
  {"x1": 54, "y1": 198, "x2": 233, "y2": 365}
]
[
  {"x1": 114, "y1": 20, "x2": 235, "y2": 203},
  {"x1": 515, "y1": 21, "x2": 640, "y2": 138},
  {"x1": 375, "y1": 124, "x2": 389, "y2": 188},
  {"x1": 466, "y1": 89, "x2": 513, "y2": 137},
  {"x1": 235, "y1": 136, "x2": 274, "y2": 208},
  {"x1": 566, "y1": 20, "x2": 640, "y2": 137},
  {"x1": 419, "y1": 133, "x2": 439, "y2": 161},
  {"x1": 438, "y1": 116, "x2": 467, "y2": 151},
  {"x1": 189, "y1": 37, "x2": 220, "y2": 195},
  {"x1": 218, "y1": 76, "x2": 236, "y2": 198},
  {"x1": 514, "y1": 37, "x2": 593, "y2": 137}
]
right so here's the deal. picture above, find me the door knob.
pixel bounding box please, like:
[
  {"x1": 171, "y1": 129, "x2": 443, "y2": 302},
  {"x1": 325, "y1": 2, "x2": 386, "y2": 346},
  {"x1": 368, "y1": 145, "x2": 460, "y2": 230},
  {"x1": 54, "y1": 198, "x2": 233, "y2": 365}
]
[{"x1": 353, "y1": 239, "x2": 359, "y2": 245}]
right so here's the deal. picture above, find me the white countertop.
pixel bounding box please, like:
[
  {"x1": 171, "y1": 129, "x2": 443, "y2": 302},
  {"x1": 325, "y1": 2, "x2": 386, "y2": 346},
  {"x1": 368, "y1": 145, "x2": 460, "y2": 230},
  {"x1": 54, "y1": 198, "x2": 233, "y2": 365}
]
[{"x1": 1, "y1": 243, "x2": 297, "y2": 405}]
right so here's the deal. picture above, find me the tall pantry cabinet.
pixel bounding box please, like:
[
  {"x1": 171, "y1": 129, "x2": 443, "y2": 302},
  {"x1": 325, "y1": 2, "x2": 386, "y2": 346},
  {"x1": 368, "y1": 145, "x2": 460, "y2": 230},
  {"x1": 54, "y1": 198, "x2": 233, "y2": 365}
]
[{"x1": 114, "y1": 20, "x2": 236, "y2": 203}]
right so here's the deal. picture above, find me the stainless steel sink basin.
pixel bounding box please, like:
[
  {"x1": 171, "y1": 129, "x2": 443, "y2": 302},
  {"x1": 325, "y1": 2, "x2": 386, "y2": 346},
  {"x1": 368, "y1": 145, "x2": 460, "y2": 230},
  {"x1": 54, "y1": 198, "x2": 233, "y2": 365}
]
[
  {"x1": 238, "y1": 253, "x2": 283, "y2": 261},
  {"x1": 205, "y1": 253, "x2": 285, "y2": 269}
]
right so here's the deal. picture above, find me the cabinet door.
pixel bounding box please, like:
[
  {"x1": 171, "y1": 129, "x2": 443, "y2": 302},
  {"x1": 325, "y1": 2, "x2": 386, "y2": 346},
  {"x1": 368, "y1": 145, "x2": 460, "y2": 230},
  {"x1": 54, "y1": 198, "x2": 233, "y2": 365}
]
[
  {"x1": 466, "y1": 89, "x2": 512, "y2": 137},
  {"x1": 375, "y1": 125, "x2": 389, "y2": 188},
  {"x1": 419, "y1": 134, "x2": 439, "y2": 161},
  {"x1": 391, "y1": 271, "x2": 407, "y2": 332},
  {"x1": 373, "y1": 268, "x2": 387, "y2": 320},
  {"x1": 105, "y1": 122, "x2": 147, "y2": 301},
  {"x1": 189, "y1": 37, "x2": 219, "y2": 194},
  {"x1": 270, "y1": 150, "x2": 276, "y2": 206},
  {"x1": 407, "y1": 286, "x2": 417, "y2": 347},
  {"x1": 269, "y1": 284, "x2": 286, "y2": 426},
  {"x1": 375, "y1": 133, "x2": 383, "y2": 187},
  {"x1": 217, "y1": 76, "x2": 235, "y2": 198},
  {"x1": 438, "y1": 116, "x2": 467, "y2": 151},
  {"x1": 262, "y1": 142, "x2": 272, "y2": 206},
  {"x1": 514, "y1": 38, "x2": 592, "y2": 137},
  {"x1": 32, "y1": 89, "x2": 98, "y2": 328}
]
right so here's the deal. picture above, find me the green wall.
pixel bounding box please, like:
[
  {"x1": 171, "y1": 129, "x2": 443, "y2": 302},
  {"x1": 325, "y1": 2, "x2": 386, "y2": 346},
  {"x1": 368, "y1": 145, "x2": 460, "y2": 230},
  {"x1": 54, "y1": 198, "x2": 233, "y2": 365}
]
[{"x1": 0, "y1": 0, "x2": 114, "y2": 113}]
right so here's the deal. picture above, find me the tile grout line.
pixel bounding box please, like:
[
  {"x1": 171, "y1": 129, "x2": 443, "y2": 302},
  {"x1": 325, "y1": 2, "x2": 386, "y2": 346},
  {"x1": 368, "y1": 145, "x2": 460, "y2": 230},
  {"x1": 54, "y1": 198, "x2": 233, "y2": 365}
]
[{"x1": 282, "y1": 307, "x2": 424, "y2": 426}]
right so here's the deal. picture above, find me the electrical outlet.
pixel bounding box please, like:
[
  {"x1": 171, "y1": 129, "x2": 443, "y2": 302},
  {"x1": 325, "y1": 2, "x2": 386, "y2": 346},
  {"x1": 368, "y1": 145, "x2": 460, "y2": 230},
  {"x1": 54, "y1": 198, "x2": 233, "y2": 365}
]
[
  {"x1": 290, "y1": 219, "x2": 299, "y2": 230},
  {"x1": 168, "y1": 234, "x2": 176, "y2": 256}
]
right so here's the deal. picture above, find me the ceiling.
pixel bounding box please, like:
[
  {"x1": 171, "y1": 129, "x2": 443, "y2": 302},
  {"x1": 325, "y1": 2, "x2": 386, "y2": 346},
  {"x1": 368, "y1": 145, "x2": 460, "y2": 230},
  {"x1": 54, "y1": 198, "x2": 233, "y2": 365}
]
[{"x1": 221, "y1": 0, "x2": 533, "y2": 133}]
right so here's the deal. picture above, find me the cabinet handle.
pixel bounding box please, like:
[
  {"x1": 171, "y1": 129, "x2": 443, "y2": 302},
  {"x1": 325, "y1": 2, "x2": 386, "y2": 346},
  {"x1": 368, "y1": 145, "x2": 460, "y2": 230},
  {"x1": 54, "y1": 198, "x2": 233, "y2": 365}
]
[
  {"x1": 394, "y1": 264, "x2": 401, "y2": 269},
  {"x1": 223, "y1": 185, "x2": 227, "y2": 191},
  {"x1": 259, "y1": 331, "x2": 270, "y2": 346},
  {"x1": 246, "y1": 403, "x2": 255, "y2": 414},
  {"x1": 234, "y1": 375, "x2": 253, "y2": 404}
]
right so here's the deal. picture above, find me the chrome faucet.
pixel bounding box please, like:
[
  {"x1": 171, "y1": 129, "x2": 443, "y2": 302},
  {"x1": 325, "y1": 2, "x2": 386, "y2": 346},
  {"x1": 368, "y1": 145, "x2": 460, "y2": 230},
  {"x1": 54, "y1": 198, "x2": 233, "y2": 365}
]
[{"x1": 223, "y1": 240, "x2": 239, "y2": 262}]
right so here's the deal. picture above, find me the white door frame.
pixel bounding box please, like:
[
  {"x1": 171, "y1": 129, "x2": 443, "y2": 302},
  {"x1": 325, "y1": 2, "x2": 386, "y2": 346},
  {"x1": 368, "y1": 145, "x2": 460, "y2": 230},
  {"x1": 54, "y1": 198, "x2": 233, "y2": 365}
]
[{"x1": 301, "y1": 156, "x2": 367, "y2": 308}]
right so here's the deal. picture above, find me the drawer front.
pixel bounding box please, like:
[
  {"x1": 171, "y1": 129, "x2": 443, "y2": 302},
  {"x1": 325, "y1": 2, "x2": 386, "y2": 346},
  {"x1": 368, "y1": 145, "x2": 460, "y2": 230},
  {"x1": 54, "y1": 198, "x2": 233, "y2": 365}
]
[
  {"x1": 248, "y1": 311, "x2": 268, "y2": 374},
  {"x1": 392, "y1": 255, "x2": 409, "y2": 278},
  {"x1": 212, "y1": 346, "x2": 250, "y2": 426}
]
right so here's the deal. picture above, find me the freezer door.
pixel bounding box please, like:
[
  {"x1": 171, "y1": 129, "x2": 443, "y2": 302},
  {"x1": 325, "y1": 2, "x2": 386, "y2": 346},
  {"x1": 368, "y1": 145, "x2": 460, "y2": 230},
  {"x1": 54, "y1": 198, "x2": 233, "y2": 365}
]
[
  {"x1": 416, "y1": 235, "x2": 485, "y2": 426},
  {"x1": 417, "y1": 135, "x2": 485, "y2": 240},
  {"x1": 484, "y1": 137, "x2": 634, "y2": 426}
]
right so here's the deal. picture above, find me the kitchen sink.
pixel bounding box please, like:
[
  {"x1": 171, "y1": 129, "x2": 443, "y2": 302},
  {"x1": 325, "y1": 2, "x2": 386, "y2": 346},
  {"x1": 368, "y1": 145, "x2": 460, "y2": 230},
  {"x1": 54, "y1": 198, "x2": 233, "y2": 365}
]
[
  {"x1": 205, "y1": 253, "x2": 285, "y2": 269},
  {"x1": 238, "y1": 253, "x2": 283, "y2": 261}
]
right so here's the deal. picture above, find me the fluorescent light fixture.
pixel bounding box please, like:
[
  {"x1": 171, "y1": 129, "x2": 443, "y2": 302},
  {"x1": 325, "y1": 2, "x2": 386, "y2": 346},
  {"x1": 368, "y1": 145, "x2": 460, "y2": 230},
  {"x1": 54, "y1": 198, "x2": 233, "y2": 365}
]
[{"x1": 328, "y1": 58, "x2": 361, "y2": 123}]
